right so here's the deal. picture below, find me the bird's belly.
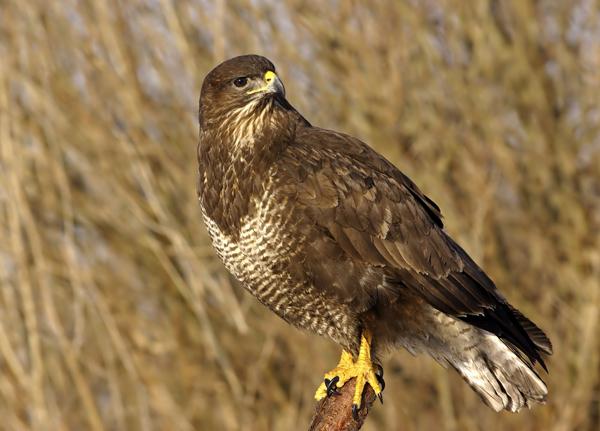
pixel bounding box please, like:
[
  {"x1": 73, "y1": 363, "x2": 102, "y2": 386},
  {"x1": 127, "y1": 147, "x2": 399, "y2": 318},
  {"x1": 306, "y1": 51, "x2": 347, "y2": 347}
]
[{"x1": 200, "y1": 205, "x2": 357, "y2": 346}]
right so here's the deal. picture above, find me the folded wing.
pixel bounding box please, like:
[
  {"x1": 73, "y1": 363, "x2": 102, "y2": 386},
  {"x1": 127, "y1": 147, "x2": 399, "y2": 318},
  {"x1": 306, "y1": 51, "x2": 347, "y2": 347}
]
[{"x1": 282, "y1": 127, "x2": 552, "y2": 367}]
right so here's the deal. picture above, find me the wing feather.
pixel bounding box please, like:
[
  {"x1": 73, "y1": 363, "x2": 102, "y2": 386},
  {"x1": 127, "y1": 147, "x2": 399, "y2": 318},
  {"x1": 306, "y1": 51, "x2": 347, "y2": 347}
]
[{"x1": 280, "y1": 126, "x2": 549, "y2": 367}]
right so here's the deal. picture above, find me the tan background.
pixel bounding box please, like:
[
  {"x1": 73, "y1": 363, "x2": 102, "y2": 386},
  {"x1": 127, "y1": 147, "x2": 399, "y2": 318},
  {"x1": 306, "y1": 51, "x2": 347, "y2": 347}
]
[{"x1": 0, "y1": 1, "x2": 598, "y2": 430}]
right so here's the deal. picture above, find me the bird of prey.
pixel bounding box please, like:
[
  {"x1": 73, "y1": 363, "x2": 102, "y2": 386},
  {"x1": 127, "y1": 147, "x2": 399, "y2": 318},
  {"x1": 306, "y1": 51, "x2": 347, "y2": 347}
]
[{"x1": 197, "y1": 55, "x2": 552, "y2": 416}]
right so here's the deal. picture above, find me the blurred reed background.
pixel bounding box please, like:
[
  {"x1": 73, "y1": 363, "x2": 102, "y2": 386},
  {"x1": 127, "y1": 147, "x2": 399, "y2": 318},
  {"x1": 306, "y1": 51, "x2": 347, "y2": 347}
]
[{"x1": 0, "y1": 0, "x2": 598, "y2": 430}]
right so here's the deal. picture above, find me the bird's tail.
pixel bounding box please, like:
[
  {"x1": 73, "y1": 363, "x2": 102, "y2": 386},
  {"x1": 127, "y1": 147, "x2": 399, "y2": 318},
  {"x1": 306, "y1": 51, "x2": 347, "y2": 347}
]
[
  {"x1": 397, "y1": 308, "x2": 549, "y2": 412},
  {"x1": 446, "y1": 333, "x2": 548, "y2": 412}
]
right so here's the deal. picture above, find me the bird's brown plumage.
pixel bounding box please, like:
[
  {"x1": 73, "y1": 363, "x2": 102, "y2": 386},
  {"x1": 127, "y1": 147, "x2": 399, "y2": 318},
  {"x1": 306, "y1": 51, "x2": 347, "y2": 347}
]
[{"x1": 197, "y1": 55, "x2": 552, "y2": 412}]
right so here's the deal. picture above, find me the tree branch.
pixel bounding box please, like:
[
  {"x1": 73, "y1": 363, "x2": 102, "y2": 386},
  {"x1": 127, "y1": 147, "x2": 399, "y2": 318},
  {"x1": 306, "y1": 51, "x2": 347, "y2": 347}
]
[{"x1": 308, "y1": 378, "x2": 377, "y2": 431}]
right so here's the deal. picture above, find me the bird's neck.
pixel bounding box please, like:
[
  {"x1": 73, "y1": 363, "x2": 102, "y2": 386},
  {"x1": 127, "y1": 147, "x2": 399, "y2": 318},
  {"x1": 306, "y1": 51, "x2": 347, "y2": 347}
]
[{"x1": 197, "y1": 102, "x2": 298, "y2": 237}]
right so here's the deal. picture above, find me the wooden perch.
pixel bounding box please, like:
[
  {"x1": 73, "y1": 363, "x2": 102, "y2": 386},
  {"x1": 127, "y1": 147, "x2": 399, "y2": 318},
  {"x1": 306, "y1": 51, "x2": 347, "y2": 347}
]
[{"x1": 308, "y1": 378, "x2": 377, "y2": 431}]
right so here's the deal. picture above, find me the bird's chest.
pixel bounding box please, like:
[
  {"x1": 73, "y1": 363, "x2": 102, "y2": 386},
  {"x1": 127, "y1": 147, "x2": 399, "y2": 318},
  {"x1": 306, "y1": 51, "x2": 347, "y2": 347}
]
[
  {"x1": 200, "y1": 187, "x2": 303, "y2": 300},
  {"x1": 200, "y1": 185, "x2": 362, "y2": 351}
]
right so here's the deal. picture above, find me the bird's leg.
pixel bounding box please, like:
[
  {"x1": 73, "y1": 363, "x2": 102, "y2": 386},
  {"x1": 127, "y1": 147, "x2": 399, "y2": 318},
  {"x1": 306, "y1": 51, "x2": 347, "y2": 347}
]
[{"x1": 314, "y1": 330, "x2": 383, "y2": 415}]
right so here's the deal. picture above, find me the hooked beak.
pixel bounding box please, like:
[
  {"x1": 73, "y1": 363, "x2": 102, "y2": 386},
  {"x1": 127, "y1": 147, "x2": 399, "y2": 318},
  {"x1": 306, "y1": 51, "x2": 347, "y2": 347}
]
[{"x1": 247, "y1": 71, "x2": 285, "y2": 97}]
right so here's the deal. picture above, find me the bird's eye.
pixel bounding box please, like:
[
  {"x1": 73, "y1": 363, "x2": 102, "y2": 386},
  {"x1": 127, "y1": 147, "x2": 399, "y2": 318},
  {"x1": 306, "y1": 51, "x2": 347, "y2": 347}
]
[{"x1": 233, "y1": 77, "x2": 248, "y2": 88}]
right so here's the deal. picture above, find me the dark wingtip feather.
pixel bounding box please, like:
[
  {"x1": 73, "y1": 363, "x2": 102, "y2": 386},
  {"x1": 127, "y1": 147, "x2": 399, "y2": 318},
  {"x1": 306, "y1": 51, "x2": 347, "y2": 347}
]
[
  {"x1": 461, "y1": 302, "x2": 550, "y2": 373},
  {"x1": 507, "y1": 304, "x2": 553, "y2": 355}
]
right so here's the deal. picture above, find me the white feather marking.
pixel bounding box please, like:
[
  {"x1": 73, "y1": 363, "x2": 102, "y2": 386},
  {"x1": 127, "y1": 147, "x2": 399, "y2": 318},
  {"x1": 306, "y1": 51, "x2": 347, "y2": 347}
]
[{"x1": 200, "y1": 170, "x2": 355, "y2": 344}]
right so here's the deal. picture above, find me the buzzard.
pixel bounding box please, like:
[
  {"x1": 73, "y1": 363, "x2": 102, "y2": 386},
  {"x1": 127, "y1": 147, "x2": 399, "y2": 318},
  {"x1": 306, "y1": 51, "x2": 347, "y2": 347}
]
[{"x1": 197, "y1": 55, "x2": 552, "y2": 416}]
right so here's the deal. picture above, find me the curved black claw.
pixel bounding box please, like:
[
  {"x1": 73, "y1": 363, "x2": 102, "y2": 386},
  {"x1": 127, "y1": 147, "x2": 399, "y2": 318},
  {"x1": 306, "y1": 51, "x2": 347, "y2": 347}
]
[
  {"x1": 375, "y1": 364, "x2": 385, "y2": 403},
  {"x1": 352, "y1": 403, "x2": 359, "y2": 421},
  {"x1": 324, "y1": 376, "x2": 340, "y2": 397}
]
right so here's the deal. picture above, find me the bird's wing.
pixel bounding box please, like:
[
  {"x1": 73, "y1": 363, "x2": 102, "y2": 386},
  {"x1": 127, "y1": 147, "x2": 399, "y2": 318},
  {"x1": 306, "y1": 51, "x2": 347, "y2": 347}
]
[{"x1": 278, "y1": 127, "x2": 552, "y2": 364}]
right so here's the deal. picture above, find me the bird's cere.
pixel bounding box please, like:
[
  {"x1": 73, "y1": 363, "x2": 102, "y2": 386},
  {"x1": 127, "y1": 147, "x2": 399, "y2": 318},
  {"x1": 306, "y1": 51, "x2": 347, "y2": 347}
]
[{"x1": 247, "y1": 70, "x2": 285, "y2": 96}]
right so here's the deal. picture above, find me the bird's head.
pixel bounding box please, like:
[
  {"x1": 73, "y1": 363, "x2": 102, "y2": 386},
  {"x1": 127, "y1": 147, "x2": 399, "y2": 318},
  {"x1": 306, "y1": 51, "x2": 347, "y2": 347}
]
[{"x1": 199, "y1": 55, "x2": 286, "y2": 130}]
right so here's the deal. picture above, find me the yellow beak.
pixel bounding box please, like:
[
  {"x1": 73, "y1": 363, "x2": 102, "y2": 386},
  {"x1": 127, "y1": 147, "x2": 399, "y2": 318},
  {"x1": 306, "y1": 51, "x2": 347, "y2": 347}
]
[{"x1": 247, "y1": 71, "x2": 285, "y2": 96}]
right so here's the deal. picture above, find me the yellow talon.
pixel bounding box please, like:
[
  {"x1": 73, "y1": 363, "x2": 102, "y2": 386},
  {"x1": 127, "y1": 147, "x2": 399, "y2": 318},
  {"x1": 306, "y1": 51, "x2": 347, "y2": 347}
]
[{"x1": 315, "y1": 330, "x2": 382, "y2": 410}]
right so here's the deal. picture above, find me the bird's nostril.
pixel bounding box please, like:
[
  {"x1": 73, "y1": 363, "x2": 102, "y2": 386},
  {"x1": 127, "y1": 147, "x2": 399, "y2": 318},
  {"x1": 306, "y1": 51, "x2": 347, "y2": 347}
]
[{"x1": 264, "y1": 71, "x2": 276, "y2": 84}]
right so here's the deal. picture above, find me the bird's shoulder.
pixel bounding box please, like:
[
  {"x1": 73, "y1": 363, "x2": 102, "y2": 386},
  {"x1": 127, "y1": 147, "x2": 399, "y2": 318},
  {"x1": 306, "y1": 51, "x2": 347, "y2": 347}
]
[
  {"x1": 275, "y1": 125, "x2": 444, "y2": 236},
  {"x1": 269, "y1": 126, "x2": 464, "y2": 278}
]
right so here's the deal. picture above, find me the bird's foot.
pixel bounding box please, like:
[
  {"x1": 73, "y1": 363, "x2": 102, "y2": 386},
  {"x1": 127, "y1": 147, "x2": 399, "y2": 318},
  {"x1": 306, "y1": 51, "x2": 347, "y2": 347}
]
[{"x1": 314, "y1": 331, "x2": 383, "y2": 418}]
